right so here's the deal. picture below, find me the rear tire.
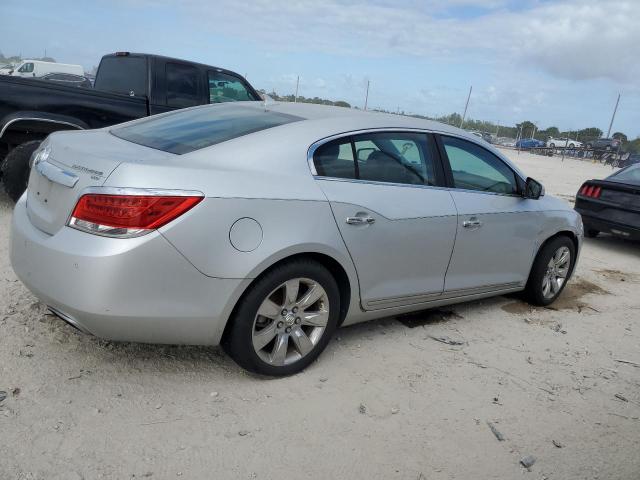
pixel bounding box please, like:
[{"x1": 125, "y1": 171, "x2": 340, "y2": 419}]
[
  {"x1": 525, "y1": 236, "x2": 575, "y2": 306},
  {"x1": 222, "y1": 259, "x2": 340, "y2": 376},
  {"x1": 0, "y1": 141, "x2": 41, "y2": 202}
]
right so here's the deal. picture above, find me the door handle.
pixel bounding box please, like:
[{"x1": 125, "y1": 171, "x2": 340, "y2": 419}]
[
  {"x1": 346, "y1": 216, "x2": 375, "y2": 225},
  {"x1": 463, "y1": 217, "x2": 482, "y2": 229}
]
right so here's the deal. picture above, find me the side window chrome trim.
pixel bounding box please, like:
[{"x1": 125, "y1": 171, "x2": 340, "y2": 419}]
[
  {"x1": 307, "y1": 127, "x2": 435, "y2": 177},
  {"x1": 315, "y1": 175, "x2": 451, "y2": 192}
]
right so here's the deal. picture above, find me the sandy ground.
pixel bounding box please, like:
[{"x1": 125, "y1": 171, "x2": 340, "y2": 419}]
[{"x1": 1, "y1": 149, "x2": 639, "y2": 480}]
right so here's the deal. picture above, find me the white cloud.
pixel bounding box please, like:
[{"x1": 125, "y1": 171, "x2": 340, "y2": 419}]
[{"x1": 152, "y1": 0, "x2": 640, "y2": 84}]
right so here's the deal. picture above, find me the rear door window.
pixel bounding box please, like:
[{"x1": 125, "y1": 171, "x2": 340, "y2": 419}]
[
  {"x1": 94, "y1": 56, "x2": 148, "y2": 96},
  {"x1": 313, "y1": 139, "x2": 356, "y2": 178},
  {"x1": 354, "y1": 132, "x2": 437, "y2": 186},
  {"x1": 313, "y1": 132, "x2": 439, "y2": 186},
  {"x1": 166, "y1": 62, "x2": 201, "y2": 108}
]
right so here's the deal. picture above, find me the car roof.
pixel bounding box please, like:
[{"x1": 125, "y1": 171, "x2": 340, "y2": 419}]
[
  {"x1": 249, "y1": 101, "x2": 479, "y2": 138},
  {"x1": 101, "y1": 52, "x2": 248, "y2": 81},
  {"x1": 176, "y1": 101, "x2": 528, "y2": 179}
]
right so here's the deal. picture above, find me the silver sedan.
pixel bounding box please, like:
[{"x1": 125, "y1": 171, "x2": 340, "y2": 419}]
[{"x1": 10, "y1": 102, "x2": 583, "y2": 375}]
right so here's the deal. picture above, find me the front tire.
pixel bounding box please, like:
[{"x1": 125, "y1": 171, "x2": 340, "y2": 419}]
[
  {"x1": 222, "y1": 259, "x2": 340, "y2": 376},
  {"x1": 525, "y1": 236, "x2": 575, "y2": 306},
  {"x1": 1, "y1": 141, "x2": 41, "y2": 202}
]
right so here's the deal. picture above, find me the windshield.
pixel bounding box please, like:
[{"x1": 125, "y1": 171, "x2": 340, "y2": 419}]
[
  {"x1": 609, "y1": 164, "x2": 640, "y2": 184},
  {"x1": 111, "y1": 104, "x2": 302, "y2": 154}
]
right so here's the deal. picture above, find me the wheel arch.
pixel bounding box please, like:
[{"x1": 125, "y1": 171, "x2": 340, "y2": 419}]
[
  {"x1": 531, "y1": 229, "x2": 580, "y2": 280},
  {"x1": 0, "y1": 111, "x2": 87, "y2": 146},
  {"x1": 221, "y1": 251, "x2": 355, "y2": 343}
]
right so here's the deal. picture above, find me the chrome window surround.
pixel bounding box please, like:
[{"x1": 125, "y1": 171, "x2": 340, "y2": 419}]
[{"x1": 306, "y1": 127, "x2": 526, "y2": 198}]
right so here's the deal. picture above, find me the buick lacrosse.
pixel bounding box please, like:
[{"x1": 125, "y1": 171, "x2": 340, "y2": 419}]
[{"x1": 11, "y1": 102, "x2": 582, "y2": 375}]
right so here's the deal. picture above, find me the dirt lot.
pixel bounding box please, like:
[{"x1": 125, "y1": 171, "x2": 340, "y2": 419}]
[{"x1": 1, "y1": 150, "x2": 639, "y2": 480}]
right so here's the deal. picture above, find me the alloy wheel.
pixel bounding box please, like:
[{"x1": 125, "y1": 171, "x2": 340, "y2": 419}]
[
  {"x1": 252, "y1": 278, "x2": 329, "y2": 366},
  {"x1": 541, "y1": 246, "x2": 571, "y2": 299}
]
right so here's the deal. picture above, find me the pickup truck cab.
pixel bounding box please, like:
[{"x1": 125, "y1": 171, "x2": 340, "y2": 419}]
[
  {"x1": 0, "y1": 52, "x2": 261, "y2": 201},
  {"x1": 10, "y1": 60, "x2": 84, "y2": 78}
]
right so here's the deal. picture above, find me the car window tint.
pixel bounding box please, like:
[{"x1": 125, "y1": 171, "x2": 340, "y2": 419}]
[
  {"x1": 354, "y1": 132, "x2": 436, "y2": 186},
  {"x1": 112, "y1": 104, "x2": 302, "y2": 154},
  {"x1": 208, "y1": 71, "x2": 258, "y2": 103},
  {"x1": 313, "y1": 139, "x2": 355, "y2": 179},
  {"x1": 166, "y1": 62, "x2": 200, "y2": 108},
  {"x1": 94, "y1": 56, "x2": 148, "y2": 96},
  {"x1": 610, "y1": 164, "x2": 640, "y2": 183},
  {"x1": 19, "y1": 62, "x2": 34, "y2": 73},
  {"x1": 442, "y1": 136, "x2": 517, "y2": 194}
]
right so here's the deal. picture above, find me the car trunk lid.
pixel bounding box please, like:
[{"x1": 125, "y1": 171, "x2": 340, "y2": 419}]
[{"x1": 25, "y1": 129, "x2": 168, "y2": 235}]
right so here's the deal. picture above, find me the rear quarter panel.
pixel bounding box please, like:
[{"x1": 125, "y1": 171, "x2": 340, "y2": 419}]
[{"x1": 103, "y1": 131, "x2": 362, "y2": 317}]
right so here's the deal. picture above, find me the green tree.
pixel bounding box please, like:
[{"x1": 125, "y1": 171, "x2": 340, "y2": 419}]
[
  {"x1": 612, "y1": 131, "x2": 627, "y2": 143},
  {"x1": 576, "y1": 128, "x2": 603, "y2": 143}
]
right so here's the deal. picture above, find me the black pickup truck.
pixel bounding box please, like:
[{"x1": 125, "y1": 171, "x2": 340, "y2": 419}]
[{"x1": 0, "y1": 52, "x2": 261, "y2": 200}]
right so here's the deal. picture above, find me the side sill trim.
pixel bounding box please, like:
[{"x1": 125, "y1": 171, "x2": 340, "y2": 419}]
[{"x1": 364, "y1": 281, "x2": 522, "y2": 310}]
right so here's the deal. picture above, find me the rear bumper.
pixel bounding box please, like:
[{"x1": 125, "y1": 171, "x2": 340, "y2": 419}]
[
  {"x1": 10, "y1": 196, "x2": 249, "y2": 345},
  {"x1": 576, "y1": 207, "x2": 640, "y2": 241}
]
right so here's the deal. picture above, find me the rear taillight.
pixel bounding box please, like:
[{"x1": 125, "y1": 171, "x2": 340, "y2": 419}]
[
  {"x1": 579, "y1": 184, "x2": 601, "y2": 199},
  {"x1": 68, "y1": 192, "x2": 203, "y2": 238}
]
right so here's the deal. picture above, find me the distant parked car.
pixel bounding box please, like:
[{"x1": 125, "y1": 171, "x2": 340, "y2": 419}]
[
  {"x1": 469, "y1": 131, "x2": 492, "y2": 143},
  {"x1": 587, "y1": 138, "x2": 621, "y2": 151},
  {"x1": 40, "y1": 73, "x2": 92, "y2": 88},
  {"x1": 575, "y1": 163, "x2": 640, "y2": 240},
  {"x1": 480, "y1": 132, "x2": 494, "y2": 143},
  {"x1": 496, "y1": 137, "x2": 516, "y2": 147},
  {"x1": 516, "y1": 138, "x2": 545, "y2": 149},
  {"x1": 547, "y1": 137, "x2": 582, "y2": 148}
]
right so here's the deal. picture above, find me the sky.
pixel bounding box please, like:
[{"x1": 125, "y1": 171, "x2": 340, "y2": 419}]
[{"x1": 1, "y1": 0, "x2": 639, "y2": 137}]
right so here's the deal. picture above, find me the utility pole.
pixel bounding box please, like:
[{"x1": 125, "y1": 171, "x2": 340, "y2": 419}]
[
  {"x1": 364, "y1": 80, "x2": 370, "y2": 110},
  {"x1": 531, "y1": 124, "x2": 537, "y2": 139},
  {"x1": 294, "y1": 75, "x2": 299, "y2": 103},
  {"x1": 606, "y1": 93, "x2": 621, "y2": 138},
  {"x1": 495, "y1": 121, "x2": 500, "y2": 137},
  {"x1": 459, "y1": 86, "x2": 472, "y2": 128}
]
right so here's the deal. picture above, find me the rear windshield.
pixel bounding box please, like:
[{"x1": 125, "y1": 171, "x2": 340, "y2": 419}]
[
  {"x1": 94, "y1": 56, "x2": 148, "y2": 96},
  {"x1": 111, "y1": 104, "x2": 302, "y2": 154},
  {"x1": 609, "y1": 164, "x2": 640, "y2": 184}
]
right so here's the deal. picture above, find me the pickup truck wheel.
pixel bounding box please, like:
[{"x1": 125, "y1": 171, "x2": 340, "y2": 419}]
[{"x1": 0, "y1": 141, "x2": 41, "y2": 202}]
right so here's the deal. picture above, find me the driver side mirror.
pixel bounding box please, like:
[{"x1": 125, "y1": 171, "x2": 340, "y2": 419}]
[{"x1": 524, "y1": 177, "x2": 544, "y2": 199}]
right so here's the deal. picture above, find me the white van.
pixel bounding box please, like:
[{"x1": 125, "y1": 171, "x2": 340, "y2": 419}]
[{"x1": 10, "y1": 60, "x2": 84, "y2": 78}]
